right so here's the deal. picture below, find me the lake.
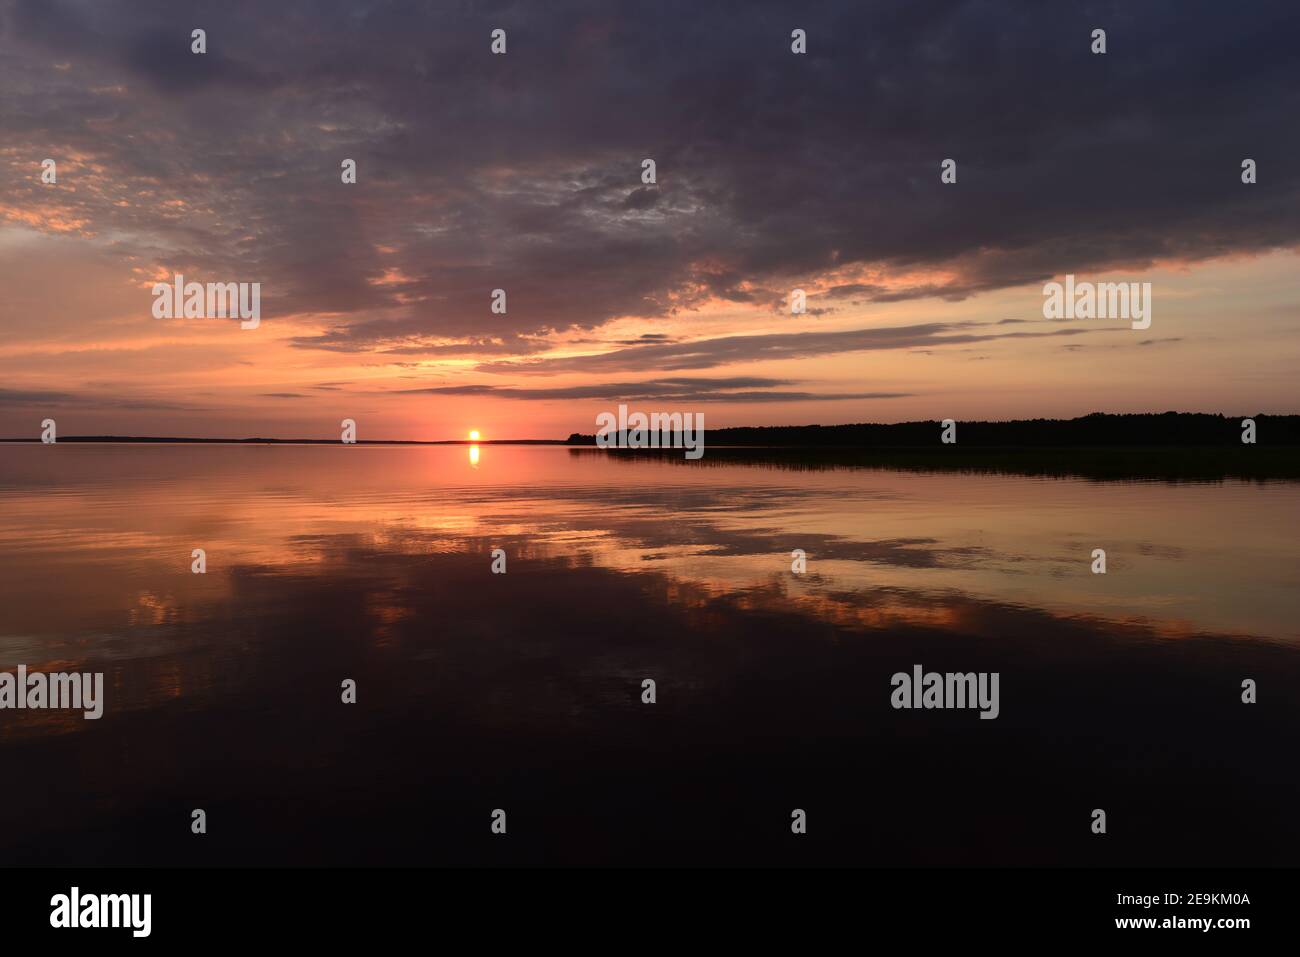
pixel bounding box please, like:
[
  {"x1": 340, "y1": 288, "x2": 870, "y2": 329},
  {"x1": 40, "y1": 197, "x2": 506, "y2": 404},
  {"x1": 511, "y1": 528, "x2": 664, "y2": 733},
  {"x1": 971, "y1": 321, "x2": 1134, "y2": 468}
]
[{"x1": 1, "y1": 444, "x2": 1297, "y2": 865}]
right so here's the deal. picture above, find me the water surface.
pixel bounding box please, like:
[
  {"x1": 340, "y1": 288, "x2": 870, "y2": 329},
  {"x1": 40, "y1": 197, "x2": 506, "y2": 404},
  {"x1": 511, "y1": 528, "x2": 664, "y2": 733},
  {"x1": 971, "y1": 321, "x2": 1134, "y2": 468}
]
[{"x1": 1, "y1": 445, "x2": 1297, "y2": 865}]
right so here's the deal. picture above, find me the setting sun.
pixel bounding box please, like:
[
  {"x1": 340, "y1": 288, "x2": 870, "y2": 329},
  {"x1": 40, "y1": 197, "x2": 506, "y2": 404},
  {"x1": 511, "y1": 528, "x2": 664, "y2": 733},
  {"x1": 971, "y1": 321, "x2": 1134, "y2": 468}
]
[{"x1": 468, "y1": 430, "x2": 481, "y2": 442}]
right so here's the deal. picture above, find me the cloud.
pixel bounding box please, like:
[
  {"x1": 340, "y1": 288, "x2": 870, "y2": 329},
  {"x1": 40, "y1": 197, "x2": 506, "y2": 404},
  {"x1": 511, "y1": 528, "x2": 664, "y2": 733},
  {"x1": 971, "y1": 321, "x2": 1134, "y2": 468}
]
[
  {"x1": 391, "y1": 376, "x2": 912, "y2": 403},
  {"x1": 476, "y1": 321, "x2": 1093, "y2": 374},
  {"x1": 3, "y1": 0, "x2": 1296, "y2": 364},
  {"x1": 0, "y1": 386, "x2": 198, "y2": 411},
  {"x1": 0, "y1": 387, "x2": 74, "y2": 406}
]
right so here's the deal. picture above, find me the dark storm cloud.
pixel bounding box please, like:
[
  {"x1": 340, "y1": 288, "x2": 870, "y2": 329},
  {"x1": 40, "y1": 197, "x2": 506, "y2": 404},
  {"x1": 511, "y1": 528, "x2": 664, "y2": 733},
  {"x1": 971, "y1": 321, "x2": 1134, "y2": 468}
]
[{"x1": 3, "y1": 0, "x2": 1297, "y2": 356}]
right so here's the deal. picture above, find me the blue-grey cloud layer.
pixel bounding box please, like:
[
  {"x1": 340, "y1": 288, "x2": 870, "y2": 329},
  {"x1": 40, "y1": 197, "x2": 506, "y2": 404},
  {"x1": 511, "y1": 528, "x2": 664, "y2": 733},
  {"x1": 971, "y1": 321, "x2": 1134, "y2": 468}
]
[{"x1": 4, "y1": 0, "x2": 1297, "y2": 359}]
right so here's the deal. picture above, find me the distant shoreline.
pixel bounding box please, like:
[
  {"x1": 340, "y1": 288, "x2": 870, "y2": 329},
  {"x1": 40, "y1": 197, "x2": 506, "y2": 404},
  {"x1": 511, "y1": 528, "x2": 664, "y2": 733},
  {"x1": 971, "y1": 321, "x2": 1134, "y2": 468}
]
[
  {"x1": 4, "y1": 433, "x2": 1299, "y2": 481},
  {"x1": 0, "y1": 437, "x2": 568, "y2": 445},
  {"x1": 5, "y1": 412, "x2": 1299, "y2": 447}
]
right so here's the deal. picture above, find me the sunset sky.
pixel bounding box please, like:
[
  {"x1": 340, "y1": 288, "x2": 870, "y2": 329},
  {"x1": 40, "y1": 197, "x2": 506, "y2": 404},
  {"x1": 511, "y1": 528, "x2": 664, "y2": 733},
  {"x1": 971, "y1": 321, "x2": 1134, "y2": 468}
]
[{"x1": 2, "y1": 0, "x2": 1298, "y2": 439}]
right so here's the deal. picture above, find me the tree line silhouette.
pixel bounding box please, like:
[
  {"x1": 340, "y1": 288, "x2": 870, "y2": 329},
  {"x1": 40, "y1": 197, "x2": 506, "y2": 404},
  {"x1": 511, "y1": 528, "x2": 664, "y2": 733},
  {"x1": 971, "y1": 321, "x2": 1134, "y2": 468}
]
[{"x1": 567, "y1": 412, "x2": 1300, "y2": 447}]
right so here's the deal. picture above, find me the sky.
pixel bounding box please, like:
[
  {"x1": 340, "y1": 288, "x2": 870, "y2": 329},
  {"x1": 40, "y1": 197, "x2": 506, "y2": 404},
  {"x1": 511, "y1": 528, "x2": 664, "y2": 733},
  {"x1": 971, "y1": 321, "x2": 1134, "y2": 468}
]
[{"x1": 1, "y1": 0, "x2": 1298, "y2": 440}]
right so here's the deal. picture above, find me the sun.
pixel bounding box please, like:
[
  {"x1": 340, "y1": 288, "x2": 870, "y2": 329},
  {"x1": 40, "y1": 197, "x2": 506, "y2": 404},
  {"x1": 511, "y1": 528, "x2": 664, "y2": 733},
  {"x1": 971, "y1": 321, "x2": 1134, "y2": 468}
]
[{"x1": 468, "y1": 430, "x2": 481, "y2": 442}]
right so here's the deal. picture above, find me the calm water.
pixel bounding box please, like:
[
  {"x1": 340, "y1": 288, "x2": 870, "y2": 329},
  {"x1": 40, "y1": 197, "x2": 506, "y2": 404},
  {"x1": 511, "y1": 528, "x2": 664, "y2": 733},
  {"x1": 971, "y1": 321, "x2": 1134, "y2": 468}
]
[{"x1": 2, "y1": 444, "x2": 1298, "y2": 865}]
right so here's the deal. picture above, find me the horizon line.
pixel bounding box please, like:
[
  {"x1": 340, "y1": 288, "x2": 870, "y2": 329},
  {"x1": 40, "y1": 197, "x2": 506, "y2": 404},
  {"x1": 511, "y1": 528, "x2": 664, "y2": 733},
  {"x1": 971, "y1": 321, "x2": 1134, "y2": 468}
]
[
  {"x1": 3, "y1": 411, "x2": 1297, "y2": 446},
  {"x1": 0, "y1": 437, "x2": 567, "y2": 445}
]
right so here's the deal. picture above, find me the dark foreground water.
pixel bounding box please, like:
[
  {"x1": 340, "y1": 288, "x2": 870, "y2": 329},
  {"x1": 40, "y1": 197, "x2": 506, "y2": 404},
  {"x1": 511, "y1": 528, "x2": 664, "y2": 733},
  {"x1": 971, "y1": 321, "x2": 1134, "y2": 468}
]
[{"x1": 1, "y1": 444, "x2": 1297, "y2": 866}]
